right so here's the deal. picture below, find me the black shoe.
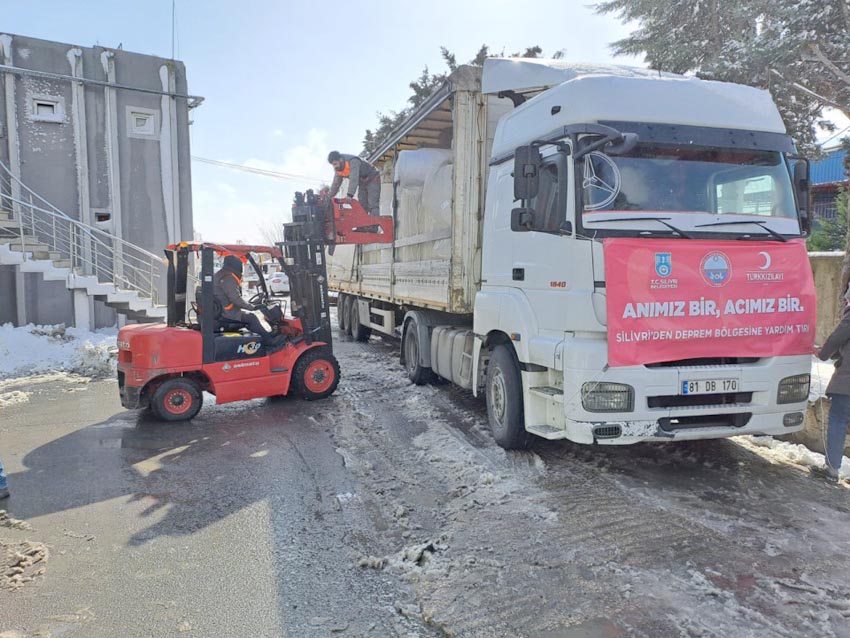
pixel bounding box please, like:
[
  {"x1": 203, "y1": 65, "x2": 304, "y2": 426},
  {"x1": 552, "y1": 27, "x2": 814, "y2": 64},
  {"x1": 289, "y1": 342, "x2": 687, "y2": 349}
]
[
  {"x1": 0, "y1": 487, "x2": 9, "y2": 499},
  {"x1": 809, "y1": 464, "x2": 840, "y2": 484}
]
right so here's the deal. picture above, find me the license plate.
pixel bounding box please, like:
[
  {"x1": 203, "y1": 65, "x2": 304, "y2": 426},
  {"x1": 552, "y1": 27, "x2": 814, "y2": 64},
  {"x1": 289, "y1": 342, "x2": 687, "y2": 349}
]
[{"x1": 681, "y1": 378, "x2": 738, "y2": 395}]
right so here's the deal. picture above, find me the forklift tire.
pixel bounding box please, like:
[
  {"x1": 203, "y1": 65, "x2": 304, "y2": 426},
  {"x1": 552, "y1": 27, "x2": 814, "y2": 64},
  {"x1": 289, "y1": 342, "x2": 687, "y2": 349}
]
[
  {"x1": 150, "y1": 378, "x2": 203, "y2": 422},
  {"x1": 403, "y1": 322, "x2": 434, "y2": 385},
  {"x1": 340, "y1": 296, "x2": 352, "y2": 336},
  {"x1": 337, "y1": 294, "x2": 347, "y2": 332},
  {"x1": 349, "y1": 298, "x2": 372, "y2": 342},
  {"x1": 293, "y1": 348, "x2": 340, "y2": 400},
  {"x1": 486, "y1": 345, "x2": 531, "y2": 450}
]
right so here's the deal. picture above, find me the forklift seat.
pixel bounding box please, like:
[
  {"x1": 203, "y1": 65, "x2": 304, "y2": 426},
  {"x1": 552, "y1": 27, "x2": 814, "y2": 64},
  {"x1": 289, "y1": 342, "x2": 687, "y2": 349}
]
[{"x1": 194, "y1": 290, "x2": 254, "y2": 335}]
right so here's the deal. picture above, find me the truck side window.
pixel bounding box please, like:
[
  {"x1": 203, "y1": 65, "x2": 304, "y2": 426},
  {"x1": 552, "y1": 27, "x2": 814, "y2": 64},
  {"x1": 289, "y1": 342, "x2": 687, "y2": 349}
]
[{"x1": 532, "y1": 164, "x2": 561, "y2": 232}]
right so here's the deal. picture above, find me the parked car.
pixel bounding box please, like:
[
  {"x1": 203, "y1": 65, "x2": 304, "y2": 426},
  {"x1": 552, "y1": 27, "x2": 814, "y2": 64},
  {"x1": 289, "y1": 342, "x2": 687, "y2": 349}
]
[{"x1": 268, "y1": 271, "x2": 290, "y2": 295}]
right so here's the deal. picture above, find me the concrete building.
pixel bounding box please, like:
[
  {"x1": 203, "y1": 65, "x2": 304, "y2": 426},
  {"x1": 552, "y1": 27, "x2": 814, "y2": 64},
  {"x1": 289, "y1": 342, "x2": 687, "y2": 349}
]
[{"x1": 0, "y1": 33, "x2": 199, "y2": 329}]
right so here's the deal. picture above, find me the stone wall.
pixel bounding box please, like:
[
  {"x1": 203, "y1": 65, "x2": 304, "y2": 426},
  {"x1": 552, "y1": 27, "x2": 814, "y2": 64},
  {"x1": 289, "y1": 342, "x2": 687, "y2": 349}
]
[{"x1": 810, "y1": 251, "x2": 844, "y2": 344}]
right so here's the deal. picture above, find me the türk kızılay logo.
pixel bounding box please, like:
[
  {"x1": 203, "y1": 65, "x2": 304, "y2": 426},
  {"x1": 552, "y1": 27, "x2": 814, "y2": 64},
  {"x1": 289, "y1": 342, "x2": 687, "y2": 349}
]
[
  {"x1": 700, "y1": 251, "x2": 731, "y2": 287},
  {"x1": 654, "y1": 252, "x2": 672, "y2": 278}
]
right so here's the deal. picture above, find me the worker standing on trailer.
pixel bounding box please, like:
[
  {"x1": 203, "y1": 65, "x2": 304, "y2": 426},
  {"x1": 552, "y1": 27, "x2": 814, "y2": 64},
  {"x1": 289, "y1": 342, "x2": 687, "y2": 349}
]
[
  {"x1": 327, "y1": 151, "x2": 381, "y2": 216},
  {"x1": 214, "y1": 255, "x2": 284, "y2": 349}
]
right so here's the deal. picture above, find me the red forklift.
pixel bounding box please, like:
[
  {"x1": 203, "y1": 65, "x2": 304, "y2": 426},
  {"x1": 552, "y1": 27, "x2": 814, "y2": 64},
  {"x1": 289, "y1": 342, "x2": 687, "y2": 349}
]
[{"x1": 117, "y1": 191, "x2": 392, "y2": 421}]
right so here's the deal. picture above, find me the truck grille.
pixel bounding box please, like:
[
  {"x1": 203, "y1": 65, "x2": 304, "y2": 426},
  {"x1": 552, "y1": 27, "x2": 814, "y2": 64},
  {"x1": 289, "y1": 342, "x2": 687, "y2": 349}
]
[
  {"x1": 658, "y1": 413, "x2": 751, "y2": 431},
  {"x1": 648, "y1": 392, "x2": 752, "y2": 408},
  {"x1": 645, "y1": 357, "x2": 759, "y2": 368}
]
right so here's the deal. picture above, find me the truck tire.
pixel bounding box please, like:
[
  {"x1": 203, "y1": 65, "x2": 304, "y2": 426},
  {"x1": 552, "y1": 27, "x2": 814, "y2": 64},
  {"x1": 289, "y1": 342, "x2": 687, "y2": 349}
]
[
  {"x1": 403, "y1": 322, "x2": 434, "y2": 385},
  {"x1": 337, "y1": 294, "x2": 347, "y2": 331},
  {"x1": 293, "y1": 348, "x2": 341, "y2": 400},
  {"x1": 340, "y1": 295, "x2": 352, "y2": 336},
  {"x1": 150, "y1": 377, "x2": 203, "y2": 422},
  {"x1": 486, "y1": 345, "x2": 531, "y2": 450},
  {"x1": 349, "y1": 298, "x2": 372, "y2": 342}
]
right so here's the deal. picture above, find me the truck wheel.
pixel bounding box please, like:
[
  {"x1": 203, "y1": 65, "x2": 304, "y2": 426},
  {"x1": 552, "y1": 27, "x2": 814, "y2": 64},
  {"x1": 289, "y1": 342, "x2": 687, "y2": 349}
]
[
  {"x1": 337, "y1": 294, "x2": 347, "y2": 331},
  {"x1": 403, "y1": 322, "x2": 434, "y2": 385},
  {"x1": 293, "y1": 348, "x2": 341, "y2": 400},
  {"x1": 349, "y1": 298, "x2": 372, "y2": 342},
  {"x1": 486, "y1": 345, "x2": 531, "y2": 450},
  {"x1": 340, "y1": 296, "x2": 352, "y2": 336},
  {"x1": 150, "y1": 378, "x2": 203, "y2": 422}
]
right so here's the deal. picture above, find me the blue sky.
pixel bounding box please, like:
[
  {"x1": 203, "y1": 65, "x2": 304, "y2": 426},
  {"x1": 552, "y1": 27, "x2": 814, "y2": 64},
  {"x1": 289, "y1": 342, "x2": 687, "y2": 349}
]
[
  {"x1": 5, "y1": 1, "x2": 848, "y2": 243},
  {"x1": 4, "y1": 0, "x2": 642, "y2": 242}
]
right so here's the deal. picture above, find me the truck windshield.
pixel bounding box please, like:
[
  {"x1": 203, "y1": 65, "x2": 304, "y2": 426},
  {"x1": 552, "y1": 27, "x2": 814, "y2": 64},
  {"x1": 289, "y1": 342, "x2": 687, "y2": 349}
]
[{"x1": 581, "y1": 145, "x2": 798, "y2": 231}]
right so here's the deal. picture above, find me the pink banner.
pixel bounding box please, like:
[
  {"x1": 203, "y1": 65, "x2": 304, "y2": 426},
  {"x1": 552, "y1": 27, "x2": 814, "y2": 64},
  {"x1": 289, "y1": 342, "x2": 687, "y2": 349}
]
[{"x1": 604, "y1": 238, "x2": 816, "y2": 367}]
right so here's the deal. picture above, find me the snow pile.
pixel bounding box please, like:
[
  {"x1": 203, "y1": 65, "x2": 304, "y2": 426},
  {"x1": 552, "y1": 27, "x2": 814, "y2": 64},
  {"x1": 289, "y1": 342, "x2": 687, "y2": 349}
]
[
  {"x1": 0, "y1": 390, "x2": 32, "y2": 408},
  {"x1": 0, "y1": 323, "x2": 117, "y2": 381},
  {"x1": 737, "y1": 435, "x2": 850, "y2": 479}
]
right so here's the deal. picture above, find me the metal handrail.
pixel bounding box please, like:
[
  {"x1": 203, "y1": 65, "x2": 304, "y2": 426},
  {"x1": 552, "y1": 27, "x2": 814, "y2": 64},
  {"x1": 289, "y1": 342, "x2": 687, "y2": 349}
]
[{"x1": 0, "y1": 162, "x2": 166, "y2": 307}]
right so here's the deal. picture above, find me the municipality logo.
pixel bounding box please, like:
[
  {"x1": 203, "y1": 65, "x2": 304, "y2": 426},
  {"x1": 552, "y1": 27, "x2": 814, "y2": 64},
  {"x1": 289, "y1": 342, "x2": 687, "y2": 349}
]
[
  {"x1": 700, "y1": 251, "x2": 731, "y2": 287},
  {"x1": 654, "y1": 252, "x2": 672, "y2": 278}
]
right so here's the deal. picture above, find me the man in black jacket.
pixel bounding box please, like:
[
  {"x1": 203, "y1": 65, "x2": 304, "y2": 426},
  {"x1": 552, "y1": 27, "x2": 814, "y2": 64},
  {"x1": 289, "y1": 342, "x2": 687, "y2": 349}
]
[
  {"x1": 813, "y1": 286, "x2": 850, "y2": 483},
  {"x1": 213, "y1": 255, "x2": 284, "y2": 348},
  {"x1": 327, "y1": 151, "x2": 381, "y2": 216}
]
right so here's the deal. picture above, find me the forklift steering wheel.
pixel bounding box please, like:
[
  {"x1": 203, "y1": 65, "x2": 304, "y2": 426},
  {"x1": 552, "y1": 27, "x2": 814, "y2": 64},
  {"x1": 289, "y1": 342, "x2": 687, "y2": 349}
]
[{"x1": 248, "y1": 290, "x2": 268, "y2": 306}]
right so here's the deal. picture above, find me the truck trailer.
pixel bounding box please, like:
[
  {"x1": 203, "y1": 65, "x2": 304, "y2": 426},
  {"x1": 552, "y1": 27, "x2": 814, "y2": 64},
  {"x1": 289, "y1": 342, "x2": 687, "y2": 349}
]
[{"x1": 329, "y1": 58, "x2": 816, "y2": 449}]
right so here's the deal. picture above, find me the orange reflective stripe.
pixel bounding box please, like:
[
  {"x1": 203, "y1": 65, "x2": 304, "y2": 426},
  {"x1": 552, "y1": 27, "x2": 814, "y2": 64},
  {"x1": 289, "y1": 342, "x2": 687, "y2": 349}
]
[
  {"x1": 224, "y1": 303, "x2": 234, "y2": 310},
  {"x1": 335, "y1": 160, "x2": 350, "y2": 178},
  {"x1": 230, "y1": 272, "x2": 241, "y2": 285}
]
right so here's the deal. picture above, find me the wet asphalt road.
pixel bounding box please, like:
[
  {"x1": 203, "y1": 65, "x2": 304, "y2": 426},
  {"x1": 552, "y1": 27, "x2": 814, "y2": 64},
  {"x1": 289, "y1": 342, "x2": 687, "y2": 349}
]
[
  {"x1": 0, "y1": 337, "x2": 436, "y2": 638},
  {"x1": 2, "y1": 326, "x2": 850, "y2": 638}
]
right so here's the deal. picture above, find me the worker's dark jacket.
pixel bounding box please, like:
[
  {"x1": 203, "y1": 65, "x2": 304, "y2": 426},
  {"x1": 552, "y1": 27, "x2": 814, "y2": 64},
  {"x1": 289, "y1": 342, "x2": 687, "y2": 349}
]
[
  {"x1": 329, "y1": 154, "x2": 379, "y2": 198},
  {"x1": 819, "y1": 304, "x2": 850, "y2": 395},
  {"x1": 213, "y1": 269, "x2": 254, "y2": 321}
]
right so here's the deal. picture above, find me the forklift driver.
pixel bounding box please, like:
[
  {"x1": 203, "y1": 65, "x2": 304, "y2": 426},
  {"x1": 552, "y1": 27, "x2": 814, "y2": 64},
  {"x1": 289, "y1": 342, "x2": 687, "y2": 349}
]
[{"x1": 214, "y1": 255, "x2": 285, "y2": 349}]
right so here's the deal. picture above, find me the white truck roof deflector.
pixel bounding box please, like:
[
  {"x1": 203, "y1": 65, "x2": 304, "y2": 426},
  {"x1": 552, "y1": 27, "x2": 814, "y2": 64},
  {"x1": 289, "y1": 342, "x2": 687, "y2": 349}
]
[{"x1": 481, "y1": 57, "x2": 681, "y2": 95}]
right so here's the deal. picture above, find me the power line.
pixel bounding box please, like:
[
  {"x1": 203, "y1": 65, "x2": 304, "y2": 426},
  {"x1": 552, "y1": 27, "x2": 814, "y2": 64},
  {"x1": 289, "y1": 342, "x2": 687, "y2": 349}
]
[
  {"x1": 819, "y1": 124, "x2": 850, "y2": 148},
  {"x1": 191, "y1": 156, "x2": 326, "y2": 185}
]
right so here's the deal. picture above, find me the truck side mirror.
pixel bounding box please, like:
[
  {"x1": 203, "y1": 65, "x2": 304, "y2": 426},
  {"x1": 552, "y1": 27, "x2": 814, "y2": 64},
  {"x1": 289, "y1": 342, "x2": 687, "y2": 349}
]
[
  {"x1": 514, "y1": 145, "x2": 541, "y2": 201},
  {"x1": 791, "y1": 157, "x2": 811, "y2": 236},
  {"x1": 511, "y1": 207, "x2": 535, "y2": 232}
]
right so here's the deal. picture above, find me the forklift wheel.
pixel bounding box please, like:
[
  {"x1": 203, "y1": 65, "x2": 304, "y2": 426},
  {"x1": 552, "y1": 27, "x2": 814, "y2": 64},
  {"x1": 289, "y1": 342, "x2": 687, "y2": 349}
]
[
  {"x1": 150, "y1": 378, "x2": 203, "y2": 422},
  {"x1": 293, "y1": 349, "x2": 340, "y2": 400}
]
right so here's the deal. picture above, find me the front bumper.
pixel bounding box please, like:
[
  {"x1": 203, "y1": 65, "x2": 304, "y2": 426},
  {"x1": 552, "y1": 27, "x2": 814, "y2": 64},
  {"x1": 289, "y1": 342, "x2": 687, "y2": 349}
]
[
  {"x1": 556, "y1": 344, "x2": 810, "y2": 445},
  {"x1": 564, "y1": 409, "x2": 806, "y2": 445}
]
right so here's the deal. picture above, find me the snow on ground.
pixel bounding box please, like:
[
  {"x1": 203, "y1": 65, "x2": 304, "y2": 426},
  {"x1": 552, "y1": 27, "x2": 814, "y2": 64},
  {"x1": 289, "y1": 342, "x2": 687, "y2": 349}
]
[
  {"x1": 737, "y1": 434, "x2": 850, "y2": 480},
  {"x1": 0, "y1": 323, "x2": 117, "y2": 382}
]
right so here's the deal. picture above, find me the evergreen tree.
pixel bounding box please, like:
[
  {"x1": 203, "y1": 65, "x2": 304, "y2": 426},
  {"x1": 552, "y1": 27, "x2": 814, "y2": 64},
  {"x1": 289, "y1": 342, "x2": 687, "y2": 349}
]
[
  {"x1": 807, "y1": 187, "x2": 848, "y2": 251},
  {"x1": 362, "y1": 45, "x2": 555, "y2": 155},
  {"x1": 594, "y1": 0, "x2": 850, "y2": 154}
]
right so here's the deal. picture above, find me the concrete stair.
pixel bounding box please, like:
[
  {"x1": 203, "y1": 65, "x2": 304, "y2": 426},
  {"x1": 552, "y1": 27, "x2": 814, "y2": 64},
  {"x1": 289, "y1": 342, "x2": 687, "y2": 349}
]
[{"x1": 0, "y1": 209, "x2": 166, "y2": 323}]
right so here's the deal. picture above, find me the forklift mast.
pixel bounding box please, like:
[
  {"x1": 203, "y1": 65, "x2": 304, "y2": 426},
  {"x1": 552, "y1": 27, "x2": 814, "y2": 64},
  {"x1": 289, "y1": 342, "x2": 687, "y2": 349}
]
[
  {"x1": 278, "y1": 190, "x2": 393, "y2": 349},
  {"x1": 280, "y1": 190, "x2": 334, "y2": 346}
]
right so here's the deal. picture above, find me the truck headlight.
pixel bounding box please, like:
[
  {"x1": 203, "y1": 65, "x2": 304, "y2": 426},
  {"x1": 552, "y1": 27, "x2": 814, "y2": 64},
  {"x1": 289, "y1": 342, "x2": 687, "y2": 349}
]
[
  {"x1": 582, "y1": 382, "x2": 634, "y2": 413},
  {"x1": 777, "y1": 374, "x2": 810, "y2": 404}
]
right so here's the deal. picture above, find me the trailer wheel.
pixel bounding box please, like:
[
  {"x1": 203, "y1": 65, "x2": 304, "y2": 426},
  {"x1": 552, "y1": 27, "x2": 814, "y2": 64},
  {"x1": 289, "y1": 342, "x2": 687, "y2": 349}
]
[
  {"x1": 486, "y1": 345, "x2": 531, "y2": 450},
  {"x1": 293, "y1": 348, "x2": 341, "y2": 400},
  {"x1": 337, "y1": 294, "x2": 347, "y2": 332},
  {"x1": 150, "y1": 378, "x2": 203, "y2": 422},
  {"x1": 340, "y1": 296, "x2": 352, "y2": 336},
  {"x1": 349, "y1": 298, "x2": 372, "y2": 342},
  {"x1": 403, "y1": 322, "x2": 434, "y2": 385}
]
